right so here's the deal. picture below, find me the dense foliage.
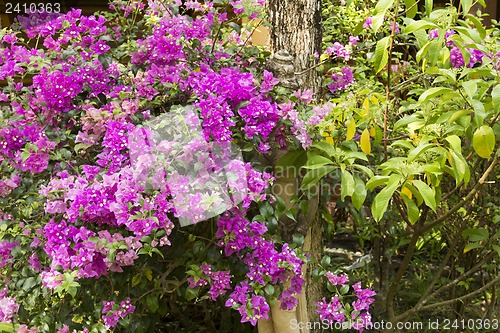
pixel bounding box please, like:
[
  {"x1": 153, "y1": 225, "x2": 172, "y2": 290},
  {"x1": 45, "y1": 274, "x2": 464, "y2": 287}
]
[{"x1": 0, "y1": 0, "x2": 499, "y2": 332}]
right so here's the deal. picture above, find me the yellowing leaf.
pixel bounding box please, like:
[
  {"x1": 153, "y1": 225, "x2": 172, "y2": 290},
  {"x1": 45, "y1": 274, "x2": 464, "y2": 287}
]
[
  {"x1": 369, "y1": 125, "x2": 376, "y2": 137},
  {"x1": 346, "y1": 118, "x2": 356, "y2": 140},
  {"x1": 326, "y1": 136, "x2": 334, "y2": 144},
  {"x1": 472, "y1": 125, "x2": 495, "y2": 158},
  {"x1": 370, "y1": 95, "x2": 379, "y2": 105},
  {"x1": 361, "y1": 97, "x2": 370, "y2": 116},
  {"x1": 360, "y1": 128, "x2": 371, "y2": 155},
  {"x1": 401, "y1": 186, "x2": 413, "y2": 199}
]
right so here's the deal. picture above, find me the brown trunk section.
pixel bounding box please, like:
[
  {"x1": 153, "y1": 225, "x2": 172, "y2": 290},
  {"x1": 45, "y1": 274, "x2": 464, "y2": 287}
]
[
  {"x1": 260, "y1": 1, "x2": 323, "y2": 333},
  {"x1": 267, "y1": 0, "x2": 322, "y2": 96}
]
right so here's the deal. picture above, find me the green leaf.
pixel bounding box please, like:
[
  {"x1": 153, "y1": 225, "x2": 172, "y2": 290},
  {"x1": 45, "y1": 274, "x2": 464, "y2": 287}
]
[
  {"x1": 264, "y1": 284, "x2": 275, "y2": 296},
  {"x1": 372, "y1": 174, "x2": 401, "y2": 222},
  {"x1": 185, "y1": 287, "x2": 199, "y2": 302},
  {"x1": 462, "y1": 227, "x2": 489, "y2": 242},
  {"x1": 373, "y1": 0, "x2": 396, "y2": 32},
  {"x1": 313, "y1": 141, "x2": 336, "y2": 157},
  {"x1": 366, "y1": 176, "x2": 390, "y2": 190},
  {"x1": 461, "y1": 0, "x2": 472, "y2": 14},
  {"x1": 492, "y1": 244, "x2": 500, "y2": 257},
  {"x1": 418, "y1": 87, "x2": 461, "y2": 103},
  {"x1": 146, "y1": 294, "x2": 159, "y2": 312},
  {"x1": 472, "y1": 125, "x2": 495, "y2": 158},
  {"x1": 401, "y1": 192, "x2": 419, "y2": 224},
  {"x1": 339, "y1": 285, "x2": 350, "y2": 295},
  {"x1": 300, "y1": 166, "x2": 336, "y2": 190},
  {"x1": 303, "y1": 155, "x2": 334, "y2": 170},
  {"x1": 404, "y1": 20, "x2": 437, "y2": 34},
  {"x1": 227, "y1": 22, "x2": 241, "y2": 34},
  {"x1": 465, "y1": 14, "x2": 486, "y2": 39},
  {"x1": 408, "y1": 142, "x2": 434, "y2": 162},
  {"x1": 340, "y1": 169, "x2": 355, "y2": 201},
  {"x1": 463, "y1": 242, "x2": 483, "y2": 253},
  {"x1": 461, "y1": 81, "x2": 477, "y2": 102},
  {"x1": 492, "y1": 84, "x2": 500, "y2": 111},
  {"x1": 352, "y1": 175, "x2": 367, "y2": 210},
  {"x1": 404, "y1": 0, "x2": 418, "y2": 18},
  {"x1": 445, "y1": 135, "x2": 462, "y2": 153},
  {"x1": 449, "y1": 150, "x2": 468, "y2": 186},
  {"x1": 412, "y1": 180, "x2": 436, "y2": 212},
  {"x1": 373, "y1": 37, "x2": 390, "y2": 74},
  {"x1": 98, "y1": 54, "x2": 112, "y2": 70},
  {"x1": 292, "y1": 234, "x2": 305, "y2": 246},
  {"x1": 352, "y1": 164, "x2": 374, "y2": 178},
  {"x1": 320, "y1": 255, "x2": 331, "y2": 266},
  {"x1": 425, "y1": 0, "x2": 433, "y2": 16}
]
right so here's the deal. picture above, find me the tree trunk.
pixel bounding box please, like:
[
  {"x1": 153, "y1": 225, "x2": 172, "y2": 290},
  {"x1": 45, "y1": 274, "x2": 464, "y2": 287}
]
[
  {"x1": 259, "y1": 1, "x2": 324, "y2": 333},
  {"x1": 267, "y1": 0, "x2": 323, "y2": 96}
]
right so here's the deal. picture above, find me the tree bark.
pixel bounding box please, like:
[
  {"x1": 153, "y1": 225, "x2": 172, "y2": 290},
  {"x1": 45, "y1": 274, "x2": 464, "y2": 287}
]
[
  {"x1": 260, "y1": 1, "x2": 324, "y2": 333},
  {"x1": 267, "y1": 0, "x2": 323, "y2": 96}
]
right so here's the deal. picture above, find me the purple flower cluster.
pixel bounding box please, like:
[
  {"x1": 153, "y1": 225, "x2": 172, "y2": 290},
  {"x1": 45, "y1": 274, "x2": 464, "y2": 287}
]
[
  {"x1": 0, "y1": 175, "x2": 21, "y2": 198},
  {"x1": 326, "y1": 42, "x2": 352, "y2": 61},
  {"x1": 279, "y1": 102, "x2": 313, "y2": 149},
  {"x1": 217, "y1": 209, "x2": 305, "y2": 325},
  {"x1": 188, "y1": 264, "x2": 232, "y2": 301},
  {"x1": 328, "y1": 66, "x2": 355, "y2": 94},
  {"x1": 32, "y1": 69, "x2": 83, "y2": 113},
  {"x1": 0, "y1": 241, "x2": 18, "y2": 268},
  {"x1": 429, "y1": 29, "x2": 490, "y2": 68},
  {"x1": 0, "y1": 289, "x2": 19, "y2": 323},
  {"x1": 101, "y1": 297, "x2": 136, "y2": 330},
  {"x1": 316, "y1": 273, "x2": 376, "y2": 333},
  {"x1": 307, "y1": 102, "x2": 334, "y2": 127},
  {"x1": 188, "y1": 65, "x2": 280, "y2": 143},
  {"x1": 450, "y1": 47, "x2": 465, "y2": 68},
  {"x1": 225, "y1": 282, "x2": 271, "y2": 325}
]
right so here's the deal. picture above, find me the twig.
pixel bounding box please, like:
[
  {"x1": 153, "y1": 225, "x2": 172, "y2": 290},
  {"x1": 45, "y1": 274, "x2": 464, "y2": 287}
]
[
  {"x1": 419, "y1": 274, "x2": 500, "y2": 311},
  {"x1": 421, "y1": 153, "x2": 498, "y2": 234}
]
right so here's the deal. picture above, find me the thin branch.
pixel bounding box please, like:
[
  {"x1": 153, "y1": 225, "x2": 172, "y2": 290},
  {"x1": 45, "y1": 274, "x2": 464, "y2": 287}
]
[
  {"x1": 425, "y1": 252, "x2": 495, "y2": 301},
  {"x1": 419, "y1": 274, "x2": 500, "y2": 312},
  {"x1": 421, "y1": 153, "x2": 498, "y2": 234},
  {"x1": 294, "y1": 59, "x2": 329, "y2": 76},
  {"x1": 383, "y1": 0, "x2": 400, "y2": 161},
  {"x1": 396, "y1": 236, "x2": 459, "y2": 321}
]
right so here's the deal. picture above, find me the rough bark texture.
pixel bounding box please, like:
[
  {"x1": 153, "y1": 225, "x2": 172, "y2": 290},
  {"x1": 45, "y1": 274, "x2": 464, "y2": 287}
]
[
  {"x1": 267, "y1": 0, "x2": 322, "y2": 96},
  {"x1": 264, "y1": 1, "x2": 324, "y2": 332}
]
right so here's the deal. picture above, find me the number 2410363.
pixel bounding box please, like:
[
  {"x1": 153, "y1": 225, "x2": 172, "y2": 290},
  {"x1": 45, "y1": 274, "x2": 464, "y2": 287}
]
[{"x1": 5, "y1": 2, "x2": 61, "y2": 14}]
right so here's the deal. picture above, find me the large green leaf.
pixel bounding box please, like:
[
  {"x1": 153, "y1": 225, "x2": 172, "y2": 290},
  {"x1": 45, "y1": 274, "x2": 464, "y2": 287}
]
[
  {"x1": 462, "y1": 227, "x2": 489, "y2": 242},
  {"x1": 404, "y1": 0, "x2": 418, "y2": 18},
  {"x1": 301, "y1": 166, "x2": 336, "y2": 190},
  {"x1": 408, "y1": 142, "x2": 434, "y2": 162},
  {"x1": 418, "y1": 87, "x2": 461, "y2": 103},
  {"x1": 352, "y1": 175, "x2": 367, "y2": 210},
  {"x1": 412, "y1": 179, "x2": 436, "y2": 212},
  {"x1": 404, "y1": 20, "x2": 437, "y2": 34},
  {"x1": 373, "y1": 0, "x2": 396, "y2": 32},
  {"x1": 341, "y1": 169, "x2": 355, "y2": 201},
  {"x1": 374, "y1": 37, "x2": 390, "y2": 73},
  {"x1": 461, "y1": 0, "x2": 473, "y2": 14},
  {"x1": 303, "y1": 155, "x2": 334, "y2": 170},
  {"x1": 312, "y1": 141, "x2": 336, "y2": 157},
  {"x1": 372, "y1": 174, "x2": 402, "y2": 222},
  {"x1": 401, "y1": 191, "x2": 420, "y2": 224},
  {"x1": 0, "y1": 323, "x2": 16, "y2": 333},
  {"x1": 366, "y1": 175, "x2": 390, "y2": 190},
  {"x1": 472, "y1": 125, "x2": 495, "y2": 158}
]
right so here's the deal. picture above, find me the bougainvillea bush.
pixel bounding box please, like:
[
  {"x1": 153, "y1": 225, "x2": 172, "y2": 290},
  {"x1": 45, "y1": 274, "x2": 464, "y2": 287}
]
[{"x1": 0, "y1": 0, "x2": 377, "y2": 332}]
